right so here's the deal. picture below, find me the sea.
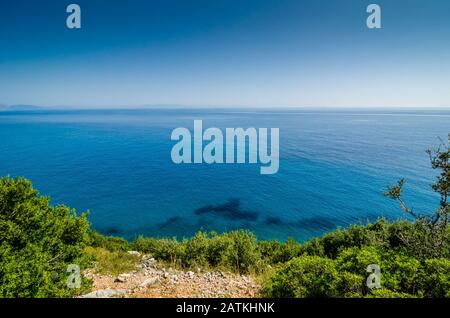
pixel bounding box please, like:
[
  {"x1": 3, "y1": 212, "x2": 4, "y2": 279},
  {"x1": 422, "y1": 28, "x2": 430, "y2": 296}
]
[{"x1": 0, "y1": 108, "x2": 448, "y2": 241}]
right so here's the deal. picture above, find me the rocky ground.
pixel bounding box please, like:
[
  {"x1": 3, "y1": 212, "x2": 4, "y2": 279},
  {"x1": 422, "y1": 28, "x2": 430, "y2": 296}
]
[{"x1": 81, "y1": 252, "x2": 260, "y2": 298}]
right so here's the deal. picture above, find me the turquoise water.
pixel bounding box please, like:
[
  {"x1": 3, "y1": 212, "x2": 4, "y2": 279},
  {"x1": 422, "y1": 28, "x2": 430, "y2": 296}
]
[{"x1": 0, "y1": 109, "x2": 448, "y2": 241}]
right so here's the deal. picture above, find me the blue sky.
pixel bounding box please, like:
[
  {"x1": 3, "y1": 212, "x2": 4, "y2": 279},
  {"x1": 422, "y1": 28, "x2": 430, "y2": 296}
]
[{"x1": 0, "y1": 0, "x2": 449, "y2": 108}]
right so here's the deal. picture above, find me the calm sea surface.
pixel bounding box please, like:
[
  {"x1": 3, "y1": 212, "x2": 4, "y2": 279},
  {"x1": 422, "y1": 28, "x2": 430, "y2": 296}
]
[{"x1": 0, "y1": 108, "x2": 448, "y2": 241}]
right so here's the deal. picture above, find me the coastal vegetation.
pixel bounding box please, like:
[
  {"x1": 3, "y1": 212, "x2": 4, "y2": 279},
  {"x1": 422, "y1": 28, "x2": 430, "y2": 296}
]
[
  {"x1": 0, "y1": 177, "x2": 91, "y2": 297},
  {"x1": 0, "y1": 137, "x2": 448, "y2": 298}
]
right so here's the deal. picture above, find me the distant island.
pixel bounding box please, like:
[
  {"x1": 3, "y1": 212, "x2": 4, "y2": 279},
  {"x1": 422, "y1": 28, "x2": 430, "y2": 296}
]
[{"x1": 0, "y1": 104, "x2": 44, "y2": 111}]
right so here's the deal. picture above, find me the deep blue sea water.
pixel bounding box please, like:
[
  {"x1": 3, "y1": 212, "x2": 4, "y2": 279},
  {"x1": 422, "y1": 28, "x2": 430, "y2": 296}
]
[{"x1": 0, "y1": 108, "x2": 448, "y2": 241}]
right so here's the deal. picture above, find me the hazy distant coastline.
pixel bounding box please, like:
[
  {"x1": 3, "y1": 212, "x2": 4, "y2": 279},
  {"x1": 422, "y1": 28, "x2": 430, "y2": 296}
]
[
  {"x1": 0, "y1": 104, "x2": 44, "y2": 112},
  {"x1": 1, "y1": 104, "x2": 450, "y2": 113}
]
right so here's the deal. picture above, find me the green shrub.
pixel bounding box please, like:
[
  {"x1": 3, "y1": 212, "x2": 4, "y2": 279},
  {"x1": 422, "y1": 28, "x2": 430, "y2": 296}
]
[
  {"x1": 0, "y1": 177, "x2": 89, "y2": 297},
  {"x1": 132, "y1": 236, "x2": 184, "y2": 265},
  {"x1": 366, "y1": 288, "x2": 415, "y2": 298},
  {"x1": 261, "y1": 226, "x2": 450, "y2": 298},
  {"x1": 335, "y1": 246, "x2": 424, "y2": 296},
  {"x1": 262, "y1": 256, "x2": 339, "y2": 297},
  {"x1": 88, "y1": 231, "x2": 130, "y2": 252},
  {"x1": 297, "y1": 238, "x2": 325, "y2": 257},
  {"x1": 183, "y1": 230, "x2": 260, "y2": 273},
  {"x1": 336, "y1": 272, "x2": 365, "y2": 297},
  {"x1": 306, "y1": 229, "x2": 348, "y2": 258},
  {"x1": 381, "y1": 251, "x2": 422, "y2": 295},
  {"x1": 222, "y1": 230, "x2": 260, "y2": 273},
  {"x1": 84, "y1": 246, "x2": 139, "y2": 275},
  {"x1": 130, "y1": 230, "x2": 259, "y2": 273},
  {"x1": 420, "y1": 258, "x2": 450, "y2": 298},
  {"x1": 258, "y1": 237, "x2": 302, "y2": 264},
  {"x1": 183, "y1": 231, "x2": 211, "y2": 268},
  {"x1": 386, "y1": 220, "x2": 414, "y2": 249},
  {"x1": 335, "y1": 246, "x2": 381, "y2": 276},
  {"x1": 206, "y1": 233, "x2": 234, "y2": 268},
  {"x1": 301, "y1": 220, "x2": 390, "y2": 259}
]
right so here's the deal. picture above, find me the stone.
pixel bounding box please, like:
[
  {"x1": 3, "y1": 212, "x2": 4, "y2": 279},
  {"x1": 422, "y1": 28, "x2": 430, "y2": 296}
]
[
  {"x1": 80, "y1": 288, "x2": 128, "y2": 298},
  {"x1": 186, "y1": 271, "x2": 195, "y2": 279},
  {"x1": 140, "y1": 277, "x2": 159, "y2": 288},
  {"x1": 127, "y1": 251, "x2": 141, "y2": 257},
  {"x1": 114, "y1": 273, "x2": 131, "y2": 283}
]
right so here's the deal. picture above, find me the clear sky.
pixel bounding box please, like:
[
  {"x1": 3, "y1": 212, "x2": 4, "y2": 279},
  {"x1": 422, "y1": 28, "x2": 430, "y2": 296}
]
[{"x1": 0, "y1": 0, "x2": 449, "y2": 108}]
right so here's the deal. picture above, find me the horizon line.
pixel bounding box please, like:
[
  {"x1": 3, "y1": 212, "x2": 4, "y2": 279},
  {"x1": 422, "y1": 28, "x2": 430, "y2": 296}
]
[{"x1": 2, "y1": 104, "x2": 450, "y2": 111}]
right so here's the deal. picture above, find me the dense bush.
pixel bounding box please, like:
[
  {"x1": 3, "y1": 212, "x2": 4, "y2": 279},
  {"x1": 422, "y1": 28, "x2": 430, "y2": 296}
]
[
  {"x1": 132, "y1": 236, "x2": 185, "y2": 265},
  {"x1": 365, "y1": 288, "x2": 414, "y2": 298},
  {"x1": 262, "y1": 220, "x2": 450, "y2": 298},
  {"x1": 420, "y1": 258, "x2": 450, "y2": 297},
  {"x1": 129, "y1": 230, "x2": 260, "y2": 273},
  {"x1": 380, "y1": 251, "x2": 422, "y2": 295},
  {"x1": 88, "y1": 231, "x2": 130, "y2": 252},
  {"x1": 300, "y1": 221, "x2": 390, "y2": 258},
  {"x1": 218, "y1": 230, "x2": 260, "y2": 273},
  {"x1": 262, "y1": 256, "x2": 340, "y2": 297},
  {"x1": 0, "y1": 177, "x2": 90, "y2": 297},
  {"x1": 84, "y1": 246, "x2": 139, "y2": 275},
  {"x1": 258, "y1": 237, "x2": 302, "y2": 264}
]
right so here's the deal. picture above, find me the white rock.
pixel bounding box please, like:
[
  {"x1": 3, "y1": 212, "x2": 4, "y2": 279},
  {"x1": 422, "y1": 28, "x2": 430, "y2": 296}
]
[
  {"x1": 114, "y1": 273, "x2": 131, "y2": 283},
  {"x1": 127, "y1": 251, "x2": 141, "y2": 257},
  {"x1": 140, "y1": 277, "x2": 159, "y2": 288},
  {"x1": 187, "y1": 271, "x2": 195, "y2": 279},
  {"x1": 81, "y1": 289, "x2": 128, "y2": 298}
]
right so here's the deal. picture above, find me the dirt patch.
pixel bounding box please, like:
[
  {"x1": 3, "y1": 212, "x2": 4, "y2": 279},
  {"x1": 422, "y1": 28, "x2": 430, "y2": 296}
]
[{"x1": 82, "y1": 252, "x2": 260, "y2": 298}]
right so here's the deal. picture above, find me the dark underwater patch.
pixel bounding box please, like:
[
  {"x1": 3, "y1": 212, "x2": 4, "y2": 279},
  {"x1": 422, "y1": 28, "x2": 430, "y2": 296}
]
[
  {"x1": 295, "y1": 216, "x2": 338, "y2": 231},
  {"x1": 194, "y1": 198, "x2": 259, "y2": 221},
  {"x1": 102, "y1": 226, "x2": 122, "y2": 235},
  {"x1": 264, "y1": 215, "x2": 339, "y2": 231},
  {"x1": 264, "y1": 216, "x2": 284, "y2": 226},
  {"x1": 159, "y1": 216, "x2": 183, "y2": 229}
]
